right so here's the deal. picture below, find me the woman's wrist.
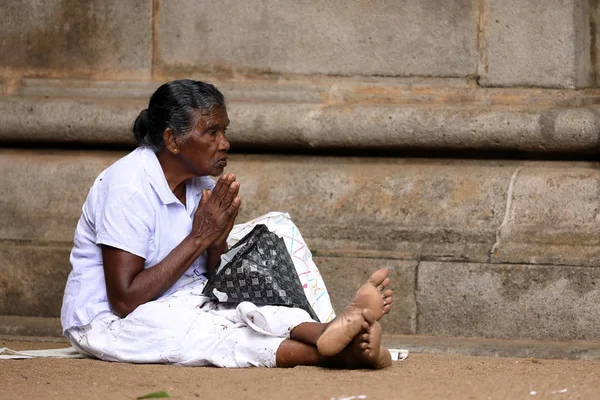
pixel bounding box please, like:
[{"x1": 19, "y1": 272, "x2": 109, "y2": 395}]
[
  {"x1": 185, "y1": 234, "x2": 213, "y2": 256},
  {"x1": 208, "y1": 240, "x2": 228, "y2": 252}
]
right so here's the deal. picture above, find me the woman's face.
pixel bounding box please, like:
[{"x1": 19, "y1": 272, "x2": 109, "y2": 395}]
[{"x1": 178, "y1": 105, "x2": 231, "y2": 177}]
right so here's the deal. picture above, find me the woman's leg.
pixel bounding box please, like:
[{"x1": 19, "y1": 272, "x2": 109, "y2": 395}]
[
  {"x1": 289, "y1": 309, "x2": 370, "y2": 348},
  {"x1": 288, "y1": 321, "x2": 326, "y2": 344},
  {"x1": 277, "y1": 319, "x2": 391, "y2": 369}
]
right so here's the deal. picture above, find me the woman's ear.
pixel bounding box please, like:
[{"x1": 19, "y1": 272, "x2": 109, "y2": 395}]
[{"x1": 162, "y1": 128, "x2": 180, "y2": 155}]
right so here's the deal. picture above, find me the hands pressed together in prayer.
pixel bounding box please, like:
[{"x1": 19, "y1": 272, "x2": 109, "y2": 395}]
[{"x1": 195, "y1": 174, "x2": 242, "y2": 273}]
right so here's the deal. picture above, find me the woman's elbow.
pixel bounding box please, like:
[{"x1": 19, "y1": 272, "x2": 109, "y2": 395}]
[{"x1": 108, "y1": 298, "x2": 136, "y2": 318}]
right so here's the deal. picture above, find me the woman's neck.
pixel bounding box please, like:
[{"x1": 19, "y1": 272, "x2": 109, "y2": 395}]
[{"x1": 156, "y1": 150, "x2": 193, "y2": 204}]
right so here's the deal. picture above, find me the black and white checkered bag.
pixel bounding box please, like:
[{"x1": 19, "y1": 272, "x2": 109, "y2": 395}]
[{"x1": 202, "y1": 224, "x2": 319, "y2": 321}]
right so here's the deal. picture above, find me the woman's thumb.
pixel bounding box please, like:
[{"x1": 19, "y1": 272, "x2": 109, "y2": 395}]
[{"x1": 199, "y1": 189, "x2": 211, "y2": 207}]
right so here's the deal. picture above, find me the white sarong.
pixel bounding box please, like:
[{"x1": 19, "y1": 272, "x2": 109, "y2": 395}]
[{"x1": 66, "y1": 279, "x2": 314, "y2": 367}]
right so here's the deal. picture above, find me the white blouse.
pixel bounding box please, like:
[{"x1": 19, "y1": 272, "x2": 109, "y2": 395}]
[{"x1": 61, "y1": 147, "x2": 215, "y2": 333}]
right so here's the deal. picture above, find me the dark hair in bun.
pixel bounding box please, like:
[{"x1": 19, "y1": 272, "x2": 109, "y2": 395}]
[{"x1": 132, "y1": 79, "x2": 225, "y2": 152}]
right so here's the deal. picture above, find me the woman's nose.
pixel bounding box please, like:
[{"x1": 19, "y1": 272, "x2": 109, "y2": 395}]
[{"x1": 219, "y1": 134, "x2": 230, "y2": 151}]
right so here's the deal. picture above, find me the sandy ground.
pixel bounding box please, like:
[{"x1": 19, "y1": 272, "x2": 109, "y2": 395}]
[{"x1": 2, "y1": 339, "x2": 599, "y2": 400}]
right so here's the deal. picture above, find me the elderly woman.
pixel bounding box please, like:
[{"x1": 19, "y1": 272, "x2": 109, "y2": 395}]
[{"x1": 60, "y1": 79, "x2": 393, "y2": 369}]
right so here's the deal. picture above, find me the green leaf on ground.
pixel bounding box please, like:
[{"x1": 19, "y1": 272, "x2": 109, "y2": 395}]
[{"x1": 137, "y1": 391, "x2": 171, "y2": 399}]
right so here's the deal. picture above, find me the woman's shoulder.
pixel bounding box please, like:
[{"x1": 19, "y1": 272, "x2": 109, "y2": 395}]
[
  {"x1": 98, "y1": 148, "x2": 151, "y2": 186},
  {"x1": 88, "y1": 148, "x2": 156, "y2": 205}
]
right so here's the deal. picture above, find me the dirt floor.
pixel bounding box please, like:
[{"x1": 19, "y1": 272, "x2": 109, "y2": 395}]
[{"x1": 2, "y1": 339, "x2": 599, "y2": 400}]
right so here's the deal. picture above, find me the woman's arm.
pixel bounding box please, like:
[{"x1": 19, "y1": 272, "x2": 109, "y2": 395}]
[
  {"x1": 102, "y1": 174, "x2": 241, "y2": 318},
  {"x1": 102, "y1": 235, "x2": 211, "y2": 317},
  {"x1": 206, "y1": 241, "x2": 228, "y2": 277}
]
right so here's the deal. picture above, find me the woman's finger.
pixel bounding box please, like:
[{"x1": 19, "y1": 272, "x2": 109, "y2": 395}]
[
  {"x1": 225, "y1": 196, "x2": 242, "y2": 217},
  {"x1": 211, "y1": 174, "x2": 234, "y2": 203},
  {"x1": 220, "y1": 181, "x2": 240, "y2": 209},
  {"x1": 198, "y1": 189, "x2": 211, "y2": 209}
]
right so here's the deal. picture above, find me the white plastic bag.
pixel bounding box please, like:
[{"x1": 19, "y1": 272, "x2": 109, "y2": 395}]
[{"x1": 227, "y1": 212, "x2": 336, "y2": 323}]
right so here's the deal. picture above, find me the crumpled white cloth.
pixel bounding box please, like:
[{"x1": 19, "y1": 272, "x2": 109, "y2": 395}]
[
  {"x1": 64, "y1": 279, "x2": 315, "y2": 367},
  {"x1": 0, "y1": 346, "x2": 85, "y2": 359}
]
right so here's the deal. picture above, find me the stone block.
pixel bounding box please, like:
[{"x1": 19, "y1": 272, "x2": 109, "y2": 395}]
[
  {"x1": 229, "y1": 103, "x2": 600, "y2": 153},
  {"x1": 492, "y1": 165, "x2": 600, "y2": 267},
  {"x1": 0, "y1": 315, "x2": 63, "y2": 337},
  {"x1": 417, "y1": 262, "x2": 600, "y2": 341},
  {"x1": 156, "y1": 0, "x2": 478, "y2": 77},
  {"x1": 0, "y1": 245, "x2": 71, "y2": 317},
  {"x1": 480, "y1": 0, "x2": 592, "y2": 88},
  {"x1": 314, "y1": 257, "x2": 417, "y2": 334},
  {"x1": 0, "y1": 0, "x2": 152, "y2": 77},
  {"x1": 593, "y1": 2, "x2": 600, "y2": 86},
  {"x1": 3, "y1": 94, "x2": 600, "y2": 153},
  {"x1": 0, "y1": 150, "x2": 117, "y2": 243},
  {"x1": 0, "y1": 96, "x2": 142, "y2": 145},
  {"x1": 231, "y1": 155, "x2": 511, "y2": 262}
]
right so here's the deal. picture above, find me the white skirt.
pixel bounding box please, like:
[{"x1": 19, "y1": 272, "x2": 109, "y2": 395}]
[{"x1": 65, "y1": 279, "x2": 314, "y2": 368}]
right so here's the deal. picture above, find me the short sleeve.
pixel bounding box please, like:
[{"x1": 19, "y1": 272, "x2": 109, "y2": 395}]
[{"x1": 96, "y1": 187, "x2": 154, "y2": 259}]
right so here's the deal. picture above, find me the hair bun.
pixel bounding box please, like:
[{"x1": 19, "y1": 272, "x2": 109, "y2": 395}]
[{"x1": 133, "y1": 109, "x2": 150, "y2": 144}]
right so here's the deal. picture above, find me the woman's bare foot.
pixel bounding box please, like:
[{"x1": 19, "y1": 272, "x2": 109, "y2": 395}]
[
  {"x1": 316, "y1": 269, "x2": 393, "y2": 357},
  {"x1": 315, "y1": 307, "x2": 370, "y2": 357},
  {"x1": 346, "y1": 319, "x2": 392, "y2": 369},
  {"x1": 325, "y1": 313, "x2": 392, "y2": 369},
  {"x1": 351, "y1": 269, "x2": 393, "y2": 321}
]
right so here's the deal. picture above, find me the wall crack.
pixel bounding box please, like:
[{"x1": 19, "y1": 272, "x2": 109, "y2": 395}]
[{"x1": 489, "y1": 166, "x2": 523, "y2": 259}]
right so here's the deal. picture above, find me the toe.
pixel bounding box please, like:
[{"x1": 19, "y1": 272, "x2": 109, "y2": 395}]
[
  {"x1": 361, "y1": 308, "x2": 375, "y2": 324},
  {"x1": 368, "y1": 269, "x2": 389, "y2": 287},
  {"x1": 383, "y1": 289, "x2": 393, "y2": 298}
]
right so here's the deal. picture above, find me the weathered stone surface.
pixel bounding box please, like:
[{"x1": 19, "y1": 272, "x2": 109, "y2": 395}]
[
  {"x1": 382, "y1": 334, "x2": 600, "y2": 360},
  {"x1": 417, "y1": 262, "x2": 600, "y2": 341},
  {"x1": 232, "y1": 155, "x2": 512, "y2": 262},
  {"x1": 480, "y1": 0, "x2": 592, "y2": 88},
  {"x1": 491, "y1": 166, "x2": 600, "y2": 267},
  {"x1": 0, "y1": 97, "x2": 141, "y2": 145},
  {"x1": 0, "y1": 150, "x2": 117, "y2": 242},
  {"x1": 3, "y1": 95, "x2": 600, "y2": 153},
  {"x1": 230, "y1": 103, "x2": 600, "y2": 152},
  {"x1": 0, "y1": 0, "x2": 152, "y2": 78},
  {"x1": 315, "y1": 257, "x2": 417, "y2": 334},
  {"x1": 1, "y1": 151, "x2": 600, "y2": 339},
  {"x1": 156, "y1": 0, "x2": 478, "y2": 77},
  {"x1": 0, "y1": 315, "x2": 63, "y2": 337},
  {"x1": 1, "y1": 151, "x2": 598, "y2": 267},
  {"x1": 0, "y1": 245, "x2": 71, "y2": 317},
  {"x1": 593, "y1": 2, "x2": 600, "y2": 86}
]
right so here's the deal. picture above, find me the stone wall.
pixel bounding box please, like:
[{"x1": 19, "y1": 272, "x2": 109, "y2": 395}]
[
  {"x1": 1, "y1": 0, "x2": 595, "y2": 88},
  {"x1": 0, "y1": 0, "x2": 599, "y2": 341}
]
